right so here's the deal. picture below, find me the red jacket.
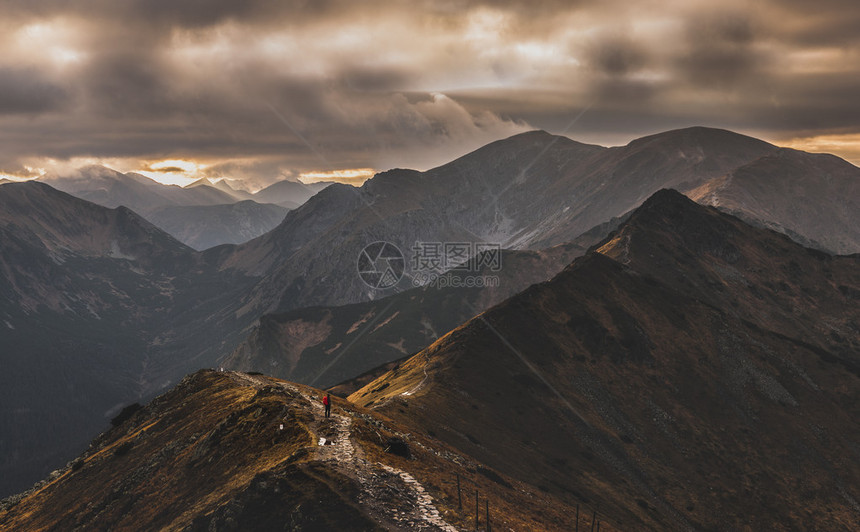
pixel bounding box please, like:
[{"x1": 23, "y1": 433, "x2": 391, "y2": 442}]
[{"x1": 323, "y1": 396, "x2": 329, "y2": 406}]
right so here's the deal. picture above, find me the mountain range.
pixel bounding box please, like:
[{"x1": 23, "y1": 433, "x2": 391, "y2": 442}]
[
  {"x1": 218, "y1": 127, "x2": 859, "y2": 391},
  {"x1": 0, "y1": 126, "x2": 857, "y2": 511},
  {"x1": 0, "y1": 182, "x2": 257, "y2": 496},
  {"x1": 218, "y1": 127, "x2": 859, "y2": 324},
  {"x1": 225, "y1": 243, "x2": 585, "y2": 388},
  {"x1": 1, "y1": 370, "x2": 606, "y2": 531},
  {"x1": 688, "y1": 147, "x2": 860, "y2": 254},
  {"x1": 40, "y1": 166, "x2": 237, "y2": 214},
  {"x1": 2, "y1": 189, "x2": 856, "y2": 530},
  {"x1": 349, "y1": 190, "x2": 860, "y2": 530},
  {"x1": 186, "y1": 177, "x2": 255, "y2": 202},
  {"x1": 146, "y1": 201, "x2": 289, "y2": 251},
  {"x1": 253, "y1": 179, "x2": 332, "y2": 208},
  {"x1": 39, "y1": 168, "x2": 332, "y2": 250}
]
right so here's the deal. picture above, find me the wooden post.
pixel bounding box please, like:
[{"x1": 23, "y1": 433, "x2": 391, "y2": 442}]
[
  {"x1": 457, "y1": 474, "x2": 462, "y2": 509},
  {"x1": 475, "y1": 490, "x2": 479, "y2": 530},
  {"x1": 575, "y1": 504, "x2": 579, "y2": 532}
]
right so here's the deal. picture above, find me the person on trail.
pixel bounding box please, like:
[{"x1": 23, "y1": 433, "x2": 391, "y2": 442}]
[{"x1": 323, "y1": 393, "x2": 331, "y2": 418}]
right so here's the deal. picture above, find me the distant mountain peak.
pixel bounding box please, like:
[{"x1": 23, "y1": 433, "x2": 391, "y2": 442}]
[
  {"x1": 637, "y1": 186, "x2": 689, "y2": 206},
  {"x1": 0, "y1": 180, "x2": 80, "y2": 204},
  {"x1": 595, "y1": 188, "x2": 731, "y2": 262},
  {"x1": 626, "y1": 187, "x2": 704, "y2": 221},
  {"x1": 624, "y1": 125, "x2": 776, "y2": 152},
  {"x1": 186, "y1": 177, "x2": 211, "y2": 187},
  {"x1": 0, "y1": 180, "x2": 191, "y2": 257},
  {"x1": 508, "y1": 128, "x2": 554, "y2": 139},
  {"x1": 491, "y1": 128, "x2": 602, "y2": 150}
]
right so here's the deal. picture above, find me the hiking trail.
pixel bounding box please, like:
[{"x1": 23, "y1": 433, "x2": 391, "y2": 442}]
[{"x1": 228, "y1": 371, "x2": 459, "y2": 531}]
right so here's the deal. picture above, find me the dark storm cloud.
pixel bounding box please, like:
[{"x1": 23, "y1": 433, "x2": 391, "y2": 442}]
[
  {"x1": 582, "y1": 33, "x2": 655, "y2": 105},
  {"x1": 150, "y1": 166, "x2": 185, "y2": 174},
  {"x1": 104, "y1": 0, "x2": 313, "y2": 28},
  {"x1": 765, "y1": 0, "x2": 860, "y2": 46},
  {"x1": 746, "y1": 74, "x2": 860, "y2": 133},
  {"x1": 1, "y1": 0, "x2": 859, "y2": 181},
  {"x1": 0, "y1": 68, "x2": 70, "y2": 114},
  {"x1": 420, "y1": 0, "x2": 591, "y2": 15},
  {"x1": 675, "y1": 10, "x2": 765, "y2": 88},
  {"x1": 339, "y1": 68, "x2": 415, "y2": 93},
  {"x1": 587, "y1": 37, "x2": 648, "y2": 77},
  {"x1": 77, "y1": 51, "x2": 174, "y2": 118},
  {"x1": 2, "y1": 0, "x2": 340, "y2": 29}
]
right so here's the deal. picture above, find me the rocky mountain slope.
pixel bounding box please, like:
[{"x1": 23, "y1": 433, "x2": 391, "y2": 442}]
[
  {"x1": 0, "y1": 370, "x2": 609, "y2": 531},
  {"x1": 220, "y1": 127, "x2": 857, "y2": 319},
  {"x1": 39, "y1": 168, "x2": 318, "y2": 249},
  {"x1": 225, "y1": 243, "x2": 584, "y2": 388},
  {"x1": 688, "y1": 147, "x2": 860, "y2": 254},
  {"x1": 350, "y1": 190, "x2": 860, "y2": 530},
  {"x1": 0, "y1": 182, "x2": 258, "y2": 497},
  {"x1": 253, "y1": 179, "x2": 330, "y2": 208},
  {"x1": 40, "y1": 166, "x2": 236, "y2": 215},
  {"x1": 5, "y1": 189, "x2": 855, "y2": 531},
  {"x1": 3, "y1": 126, "x2": 858, "y2": 509},
  {"x1": 146, "y1": 200, "x2": 289, "y2": 250},
  {"x1": 187, "y1": 177, "x2": 255, "y2": 201}
]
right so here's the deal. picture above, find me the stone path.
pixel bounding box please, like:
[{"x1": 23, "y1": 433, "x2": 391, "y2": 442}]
[
  {"x1": 227, "y1": 371, "x2": 459, "y2": 531},
  {"x1": 380, "y1": 465, "x2": 459, "y2": 532}
]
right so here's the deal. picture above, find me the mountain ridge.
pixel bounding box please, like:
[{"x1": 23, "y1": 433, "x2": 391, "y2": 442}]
[
  {"x1": 3, "y1": 125, "x2": 859, "y2": 509},
  {"x1": 146, "y1": 200, "x2": 289, "y2": 251},
  {"x1": 350, "y1": 189, "x2": 860, "y2": 530},
  {"x1": 6, "y1": 188, "x2": 855, "y2": 529},
  {"x1": 0, "y1": 181, "x2": 191, "y2": 269},
  {"x1": 38, "y1": 167, "x2": 328, "y2": 248},
  {"x1": 1, "y1": 369, "x2": 606, "y2": 531},
  {"x1": 688, "y1": 147, "x2": 860, "y2": 254},
  {"x1": 224, "y1": 242, "x2": 586, "y2": 387},
  {"x1": 220, "y1": 126, "x2": 796, "y2": 318},
  {"x1": 39, "y1": 165, "x2": 237, "y2": 214},
  {"x1": 0, "y1": 181, "x2": 258, "y2": 497}
]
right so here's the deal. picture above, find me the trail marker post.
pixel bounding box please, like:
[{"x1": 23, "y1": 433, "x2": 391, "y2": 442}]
[{"x1": 475, "y1": 490, "x2": 479, "y2": 530}]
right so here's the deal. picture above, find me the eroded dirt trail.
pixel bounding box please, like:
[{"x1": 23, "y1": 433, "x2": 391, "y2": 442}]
[{"x1": 227, "y1": 371, "x2": 459, "y2": 531}]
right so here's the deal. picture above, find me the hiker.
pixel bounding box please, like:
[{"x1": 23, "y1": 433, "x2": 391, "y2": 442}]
[{"x1": 323, "y1": 393, "x2": 331, "y2": 418}]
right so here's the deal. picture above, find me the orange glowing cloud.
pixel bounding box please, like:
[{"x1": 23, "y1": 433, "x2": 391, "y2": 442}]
[
  {"x1": 137, "y1": 160, "x2": 205, "y2": 186},
  {"x1": 299, "y1": 168, "x2": 377, "y2": 186},
  {"x1": 783, "y1": 134, "x2": 860, "y2": 167}
]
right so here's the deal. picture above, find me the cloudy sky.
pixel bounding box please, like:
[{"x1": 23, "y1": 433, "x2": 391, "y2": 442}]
[{"x1": 1, "y1": 0, "x2": 859, "y2": 188}]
